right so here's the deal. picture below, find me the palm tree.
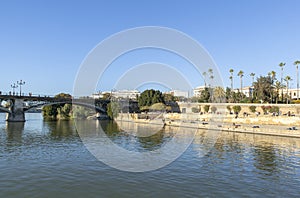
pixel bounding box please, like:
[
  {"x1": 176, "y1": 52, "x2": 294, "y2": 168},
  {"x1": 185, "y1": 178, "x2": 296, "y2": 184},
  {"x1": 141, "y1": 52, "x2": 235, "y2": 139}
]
[
  {"x1": 208, "y1": 68, "x2": 214, "y2": 87},
  {"x1": 274, "y1": 81, "x2": 284, "y2": 104},
  {"x1": 202, "y1": 72, "x2": 207, "y2": 87},
  {"x1": 268, "y1": 71, "x2": 276, "y2": 103},
  {"x1": 279, "y1": 62, "x2": 286, "y2": 102},
  {"x1": 270, "y1": 70, "x2": 276, "y2": 84},
  {"x1": 213, "y1": 86, "x2": 226, "y2": 103},
  {"x1": 294, "y1": 60, "x2": 300, "y2": 100},
  {"x1": 249, "y1": 73, "x2": 255, "y2": 98},
  {"x1": 237, "y1": 70, "x2": 244, "y2": 93},
  {"x1": 229, "y1": 69, "x2": 234, "y2": 90},
  {"x1": 284, "y1": 76, "x2": 292, "y2": 104},
  {"x1": 250, "y1": 73, "x2": 255, "y2": 85}
]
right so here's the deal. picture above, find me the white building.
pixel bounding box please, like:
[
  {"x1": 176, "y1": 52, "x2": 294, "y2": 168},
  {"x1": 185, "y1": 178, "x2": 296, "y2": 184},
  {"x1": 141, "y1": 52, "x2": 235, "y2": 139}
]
[
  {"x1": 91, "y1": 90, "x2": 140, "y2": 100},
  {"x1": 112, "y1": 90, "x2": 140, "y2": 99},
  {"x1": 90, "y1": 92, "x2": 104, "y2": 99},
  {"x1": 166, "y1": 90, "x2": 189, "y2": 98},
  {"x1": 193, "y1": 86, "x2": 206, "y2": 97},
  {"x1": 282, "y1": 88, "x2": 299, "y2": 100},
  {"x1": 234, "y1": 86, "x2": 254, "y2": 97}
]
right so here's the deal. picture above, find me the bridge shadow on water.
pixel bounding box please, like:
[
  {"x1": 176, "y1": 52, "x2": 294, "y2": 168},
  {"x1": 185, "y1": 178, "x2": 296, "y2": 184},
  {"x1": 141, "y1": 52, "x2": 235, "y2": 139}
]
[{"x1": 5, "y1": 122, "x2": 24, "y2": 142}]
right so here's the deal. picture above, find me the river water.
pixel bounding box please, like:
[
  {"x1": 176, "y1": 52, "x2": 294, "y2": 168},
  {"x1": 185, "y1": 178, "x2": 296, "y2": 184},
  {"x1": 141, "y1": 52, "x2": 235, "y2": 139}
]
[{"x1": 0, "y1": 113, "x2": 300, "y2": 197}]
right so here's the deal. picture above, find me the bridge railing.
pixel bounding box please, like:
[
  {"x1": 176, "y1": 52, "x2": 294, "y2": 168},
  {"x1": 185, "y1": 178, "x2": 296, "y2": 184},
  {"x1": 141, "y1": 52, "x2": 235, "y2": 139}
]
[{"x1": 0, "y1": 92, "x2": 56, "y2": 98}]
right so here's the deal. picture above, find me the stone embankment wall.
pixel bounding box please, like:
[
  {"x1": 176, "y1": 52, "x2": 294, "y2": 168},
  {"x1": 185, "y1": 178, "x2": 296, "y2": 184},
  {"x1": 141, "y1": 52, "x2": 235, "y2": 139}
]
[{"x1": 177, "y1": 102, "x2": 300, "y2": 115}]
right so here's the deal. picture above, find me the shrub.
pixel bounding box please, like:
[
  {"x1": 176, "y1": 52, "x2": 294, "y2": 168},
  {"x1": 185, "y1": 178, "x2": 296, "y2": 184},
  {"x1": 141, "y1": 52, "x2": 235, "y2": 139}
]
[
  {"x1": 227, "y1": 105, "x2": 231, "y2": 112},
  {"x1": 292, "y1": 100, "x2": 300, "y2": 104},
  {"x1": 249, "y1": 105, "x2": 256, "y2": 113},
  {"x1": 232, "y1": 105, "x2": 241, "y2": 114},
  {"x1": 204, "y1": 105, "x2": 210, "y2": 113},
  {"x1": 211, "y1": 106, "x2": 217, "y2": 113},
  {"x1": 261, "y1": 105, "x2": 271, "y2": 114},
  {"x1": 150, "y1": 103, "x2": 166, "y2": 111},
  {"x1": 269, "y1": 106, "x2": 279, "y2": 113}
]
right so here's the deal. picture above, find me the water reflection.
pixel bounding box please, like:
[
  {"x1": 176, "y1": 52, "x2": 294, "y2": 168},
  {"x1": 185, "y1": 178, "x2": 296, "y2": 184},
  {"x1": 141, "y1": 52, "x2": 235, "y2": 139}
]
[
  {"x1": 193, "y1": 131, "x2": 300, "y2": 177},
  {"x1": 253, "y1": 144, "x2": 280, "y2": 176},
  {"x1": 43, "y1": 120, "x2": 78, "y2": 139},
  {"x1": 5, "y1": 122, "x2": 24, "y2": 142},
  {"x1": 97, "y1": 120, "x2": 169, "y2": 151}
]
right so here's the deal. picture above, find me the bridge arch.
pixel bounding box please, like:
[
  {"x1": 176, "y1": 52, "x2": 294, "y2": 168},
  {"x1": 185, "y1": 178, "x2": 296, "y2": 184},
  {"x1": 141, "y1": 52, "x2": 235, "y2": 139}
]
[{"x1": 25, "y1": 101, "x2": 106, "y2": 114}]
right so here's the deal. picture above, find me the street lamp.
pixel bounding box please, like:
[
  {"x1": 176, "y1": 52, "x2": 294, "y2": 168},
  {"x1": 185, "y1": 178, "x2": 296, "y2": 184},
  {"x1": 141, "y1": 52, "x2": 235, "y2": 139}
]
[
  {"x1": 11, "y1": 83, "x2": 18, "y2": 95},
  {"x1": 17, "y1": 80, "x2": 25, "y2": 96}
]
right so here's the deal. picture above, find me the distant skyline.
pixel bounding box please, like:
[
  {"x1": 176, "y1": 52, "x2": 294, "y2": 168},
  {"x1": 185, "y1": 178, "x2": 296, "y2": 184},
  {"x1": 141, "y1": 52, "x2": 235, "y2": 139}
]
[{"x1": 1, "y1": 0, "x2": 300, "y2": 95}]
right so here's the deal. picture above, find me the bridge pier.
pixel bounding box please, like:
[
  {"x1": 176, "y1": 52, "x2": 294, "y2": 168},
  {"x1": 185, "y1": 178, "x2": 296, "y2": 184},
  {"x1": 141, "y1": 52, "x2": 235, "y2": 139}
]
[{"x1": 6, "y1": 99, "x2": 25, "y2": 122}]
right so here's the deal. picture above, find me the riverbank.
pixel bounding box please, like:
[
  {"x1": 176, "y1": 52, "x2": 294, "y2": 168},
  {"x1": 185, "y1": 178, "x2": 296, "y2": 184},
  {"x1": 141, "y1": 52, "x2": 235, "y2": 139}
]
[{"x1": 116, "y1": 113, "x2": 300, "y2": 138}]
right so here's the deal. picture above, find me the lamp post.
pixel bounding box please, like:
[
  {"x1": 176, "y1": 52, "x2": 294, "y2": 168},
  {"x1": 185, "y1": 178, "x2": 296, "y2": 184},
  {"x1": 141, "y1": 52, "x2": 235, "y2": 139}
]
[
  {"x1": 17, "y1": 80, "x2": 25, "y2": 96},
  {"x1": 11, "y1": 83, "x2": 18, "y2": 95}
]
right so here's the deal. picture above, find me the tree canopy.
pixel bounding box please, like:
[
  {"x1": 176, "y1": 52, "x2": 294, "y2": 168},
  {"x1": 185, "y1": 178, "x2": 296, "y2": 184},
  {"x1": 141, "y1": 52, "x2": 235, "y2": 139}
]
[
  {"x1": 138, "y1": 89, "x2": 164, "y2": 107},
  {"x1": 253, "y1": 76, "x2": 273, "y2": 103}
]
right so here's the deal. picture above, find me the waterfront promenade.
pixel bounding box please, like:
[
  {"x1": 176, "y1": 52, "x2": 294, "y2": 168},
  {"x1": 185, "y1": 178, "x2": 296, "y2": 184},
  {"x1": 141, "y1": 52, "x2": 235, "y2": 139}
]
[{"x1": 116, "y1": 111, "x2": 300, "y2": 138}]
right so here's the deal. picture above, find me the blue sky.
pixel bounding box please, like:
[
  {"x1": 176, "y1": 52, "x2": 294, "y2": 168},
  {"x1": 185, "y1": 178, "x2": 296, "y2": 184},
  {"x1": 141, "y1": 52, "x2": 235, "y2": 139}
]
[{"x1": 1, "y1": 0, "x2": 300, "y2": 95}]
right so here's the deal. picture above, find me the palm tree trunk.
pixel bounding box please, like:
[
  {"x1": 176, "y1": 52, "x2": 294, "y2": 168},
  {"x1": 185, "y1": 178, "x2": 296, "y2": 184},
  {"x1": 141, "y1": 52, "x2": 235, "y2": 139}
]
[
  {"x1": 281, "y1": 68, "x2": 284, "y2": 103},
  {"x1": 240, "y1": 77, "x2": 242, "y2": 94},
  {"x1": 297, "y1": 66, "x2": 299, "y2": 100},
  {"x1": 287, "y1": 82, "x2": 289, "y2": 104}
]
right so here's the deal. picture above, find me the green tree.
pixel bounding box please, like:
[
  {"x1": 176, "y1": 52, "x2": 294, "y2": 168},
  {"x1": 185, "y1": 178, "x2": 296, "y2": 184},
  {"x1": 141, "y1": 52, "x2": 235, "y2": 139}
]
[
  {"x1": 274, "y1": 81, "x2": 284, "y2": 104},
  {"x1": 253, "y1": 76, "x2": 273, "y2": 103},
  {"x1": 54, "y1": 93, "x2": 72, "y2": 100},
  {"x1": 58, "y1": 103, "x2": 72, "y2": 119},
  {"x1": 204, "y1": 105, "x2": 210, "y2": 113},
  {"x1": 269, "y1": 106, "x2": 280, "y2": 114},
  {"x1": 107, "y1": 102, "x2": 120, "y2": 119},
  {"x1": 199, "y1": 87, "x2": 210, "y2": 103},
  {"x1": 269, "y1": 71, "x2": 276, "y2": 84},
  {"x1": 150, "y1": 103, "x2": 166, "y2": 112},
  {"x1": 138, "y1": 89, "x2": 164, "y2": 107},
  {"x1": 225, "y1": 87, "x2": 235, "y2": 103},
  {"x1": 163, "y1": 93, "x2": 176, "y2": 102},
  {"x1": 227, "y1": 105, "x2": 232, "y2": 114},
  {"x1": 213, "y1": 86, "x2": 226, "y2": 103},
  {"x1": 232, "y1": 105, "x2": 241, "y2": 114},
  {"x1": 249, "y1": 105, "x2": 256, "y2": 113},
  {"x1": 42, "y1": 105, "x2": 58, "y2": 120},
  {"x1": 102, "y1": 92, "x2": 112, "y2": 100}
]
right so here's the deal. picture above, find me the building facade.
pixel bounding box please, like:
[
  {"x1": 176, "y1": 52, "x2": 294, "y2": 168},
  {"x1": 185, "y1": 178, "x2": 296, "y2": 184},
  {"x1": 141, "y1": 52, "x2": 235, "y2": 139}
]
[
  {"x1": 166, "y1": 90, "x2": 189, "y2": 98},
  {"x1": 91, "y1": 90, "x2": 140, "y2": 100},
  {"x1": 193, "y1": 86, "x2": 206, "y2": 97}
]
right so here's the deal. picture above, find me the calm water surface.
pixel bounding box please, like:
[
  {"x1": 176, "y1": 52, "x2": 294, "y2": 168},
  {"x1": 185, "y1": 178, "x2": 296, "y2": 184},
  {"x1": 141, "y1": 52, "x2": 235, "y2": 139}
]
[{"x1": 0, "y1": 113, "x2": 300, "y2": 197}]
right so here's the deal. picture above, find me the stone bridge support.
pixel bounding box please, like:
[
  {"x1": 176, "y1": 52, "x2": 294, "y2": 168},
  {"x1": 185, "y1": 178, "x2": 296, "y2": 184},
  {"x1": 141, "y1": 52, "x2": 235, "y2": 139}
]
[{"x1": 6, "y1": 99, "x2": 25, "y2": 122}]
